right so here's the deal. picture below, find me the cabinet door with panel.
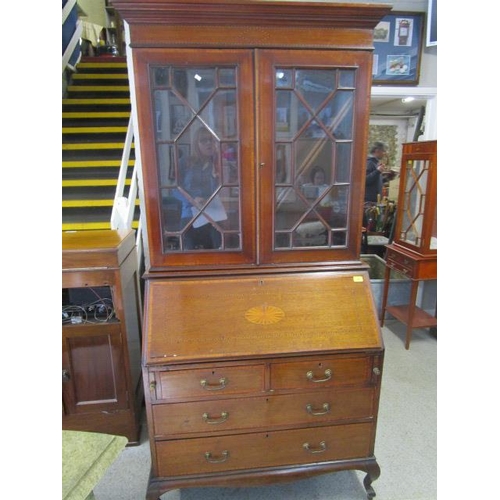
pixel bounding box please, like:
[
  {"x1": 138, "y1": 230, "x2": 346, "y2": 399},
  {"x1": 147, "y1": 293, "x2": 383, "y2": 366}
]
[{"x1": 62, "y1": 322, "x2": 128, "y2": 415}]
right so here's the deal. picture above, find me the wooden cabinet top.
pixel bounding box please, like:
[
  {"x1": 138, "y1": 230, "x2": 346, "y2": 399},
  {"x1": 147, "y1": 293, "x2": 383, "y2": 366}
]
[
  {"x1": 144, "y1": 271, "x2": 383, "y2": 365},
  {"x1": 112, "y1": 0, "x2": 393, "y2": 31},
  {"x1": 62, "y1": 229, "x2": 136, "y2": 269}
]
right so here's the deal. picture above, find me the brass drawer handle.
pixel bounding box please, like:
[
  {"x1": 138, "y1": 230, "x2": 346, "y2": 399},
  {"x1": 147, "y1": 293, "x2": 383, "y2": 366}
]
[
  {"x1": 306, "y1": 368, "x2": 332, "y2": 383},
  {"x1": 306, "y1": 403, "x2": 331, "y2": 416},
  {"x1": 204, "y1": 450, "x2": 229, "y2": 463},
  {"x1": 202, "y1": 411, "x2": 229, "y2": 424},
  {"x1": 200, "y1": 377, "x2": 228, "y2": 390},
  {"x1": 303, "y1": 441, "x2": 327, "y2": 454}
]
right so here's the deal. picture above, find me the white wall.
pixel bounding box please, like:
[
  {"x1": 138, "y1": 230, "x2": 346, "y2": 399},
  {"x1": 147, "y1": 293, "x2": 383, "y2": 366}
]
[{"x1": 77, "y1": 0, "x2": 107, "y2": 27}]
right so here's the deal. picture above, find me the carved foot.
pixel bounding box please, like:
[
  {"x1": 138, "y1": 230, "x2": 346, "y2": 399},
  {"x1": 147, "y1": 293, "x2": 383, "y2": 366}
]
[{"x1": 363, "y1": 461, "x2": 381, "y2": 499}]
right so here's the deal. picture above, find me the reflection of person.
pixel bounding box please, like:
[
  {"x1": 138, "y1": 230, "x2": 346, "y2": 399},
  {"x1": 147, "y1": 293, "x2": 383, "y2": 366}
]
[
  {"x1": 178, "y1": 128, "x2": 223, "y2": 249},
  {"x1": 302, "y1": 166, "x2": 330, "y2": 205},
  {"x1": 364, "y1": 142, "x2": 395, "y2": 203}
]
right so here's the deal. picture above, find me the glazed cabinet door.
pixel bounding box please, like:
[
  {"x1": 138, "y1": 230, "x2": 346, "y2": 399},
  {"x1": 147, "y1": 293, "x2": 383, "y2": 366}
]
[
  {"x1": 133, "y1": 49, "x2": 256, "y2": 270},
  {"x1": 256, "y1": 50, "x2": 373, "y2": 264},
  {"x1": 393, "y1": 141, "x2": 437, "y2": 255}
]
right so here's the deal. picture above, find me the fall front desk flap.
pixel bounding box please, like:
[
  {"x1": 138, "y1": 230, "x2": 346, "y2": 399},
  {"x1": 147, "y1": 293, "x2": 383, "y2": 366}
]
[{"x1": 144, "y1": 271, "x2": 382, "y2": 364}]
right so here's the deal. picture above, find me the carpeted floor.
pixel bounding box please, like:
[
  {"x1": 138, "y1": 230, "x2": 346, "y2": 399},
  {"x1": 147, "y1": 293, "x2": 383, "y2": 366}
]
[{"x1": 93, "y1": 320, "x2": 437, "y2": 500}]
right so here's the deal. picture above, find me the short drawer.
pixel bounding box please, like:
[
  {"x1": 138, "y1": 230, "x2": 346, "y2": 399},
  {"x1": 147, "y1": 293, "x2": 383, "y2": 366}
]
[
  {"x1": 150, "y1": 364, "x2": 265, "y2": 401},
  {"x1": 155, "y1": 422, "x2": 374, "y2": 477},
  {"x1": 270, "y1": 356, "x2": 373, "y2": 390},
  {"x1": 386, "y1": 250, "x2": 415, "y2": 275},
  {"x1": 152, "y1": 387, "x2": 375, "y2": 437}
]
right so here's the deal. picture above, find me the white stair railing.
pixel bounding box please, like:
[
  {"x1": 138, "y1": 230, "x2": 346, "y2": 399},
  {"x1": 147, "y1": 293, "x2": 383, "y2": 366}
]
[
  {"x1": 62, "y1": 0, "x2": 82, "y2": 72},
  {"x1": 110, "y1": 116, "x2": 144, "y2": 270},
  {"x1": 110, "y1": 117, "x2": 136, "y2": 229}
]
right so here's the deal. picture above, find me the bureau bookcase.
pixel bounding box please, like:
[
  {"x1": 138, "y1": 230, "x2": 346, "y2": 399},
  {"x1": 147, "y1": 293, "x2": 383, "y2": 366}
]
[{"x1": 111, "y1": 1, "x2": 392, "y2": 498}]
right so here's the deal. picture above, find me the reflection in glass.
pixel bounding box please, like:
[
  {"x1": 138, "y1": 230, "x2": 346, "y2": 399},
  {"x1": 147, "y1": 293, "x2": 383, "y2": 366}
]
[
  {"x1": 274, "y1": 67, "x2": 356, "y2": 249},
  {"x1": 151, "y1": 65, "x2": 241, "y2": 253},
  {"x1": 400, "y1": 159, "x2": 428, "y2": 248}
]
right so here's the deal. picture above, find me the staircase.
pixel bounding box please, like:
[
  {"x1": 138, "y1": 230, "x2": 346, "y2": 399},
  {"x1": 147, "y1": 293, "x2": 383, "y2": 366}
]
[{"x1": 62, "y1": 56, "x2": 139, "y2": 231}]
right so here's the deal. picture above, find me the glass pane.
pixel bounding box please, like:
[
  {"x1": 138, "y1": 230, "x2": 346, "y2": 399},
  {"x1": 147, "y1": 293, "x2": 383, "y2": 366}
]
[
  {"x1": 199, "y1": 89, "x2": 237, "y2": 139},
  {"x1": 273, "y1": 67, "x2": 355, "y2": 251},
  {"x1": 151, "y1": 65, "x2": 242, "y2": 254},
  {"x1": 173, "y1": 68, "x2": 216, "y2": 111},
  {"x1": 339, "y1": 70, "x2": 355, "y2": 88},
  {"x1": 276, "y1": 69, "x2": 293, "y2": 88},
  {"x1": 429, "y1": 203, "x2": 437, "y2": 250},
  {"x1": 400, "y1": 159, "x2": 428, "y2": 247},
  {"x1": 296, "y1": 69, "x2": 336, "y2": 111},
  {"x1": 219, "y1": 68, "x2": 236, "y2": 87},
  {"x1": 324, "y1": 90, "x2": 354, "y2": 140},
  {"x1": 154, "y1": 90, "x2": 194, "y2": 142}
]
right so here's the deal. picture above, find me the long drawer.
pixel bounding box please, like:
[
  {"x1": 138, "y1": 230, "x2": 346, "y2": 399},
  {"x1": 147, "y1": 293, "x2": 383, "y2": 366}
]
[
  {"x1": 152, "y1": 387, "x2": 375, "y2": 437},
  {"x1": 155, "y1": 422, "x2": 374, "y2": 477}
]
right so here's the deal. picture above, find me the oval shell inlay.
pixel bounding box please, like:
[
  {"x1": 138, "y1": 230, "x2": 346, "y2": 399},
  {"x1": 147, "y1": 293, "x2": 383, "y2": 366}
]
[{"x1": 245, "y1": 304, "x2": 285, "y2": 325}]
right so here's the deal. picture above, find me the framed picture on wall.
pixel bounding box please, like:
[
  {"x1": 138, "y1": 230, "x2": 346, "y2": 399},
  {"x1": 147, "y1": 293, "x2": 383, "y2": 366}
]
[{"x1": 372, "y1": 12, "x2": 424, "y2": 85}]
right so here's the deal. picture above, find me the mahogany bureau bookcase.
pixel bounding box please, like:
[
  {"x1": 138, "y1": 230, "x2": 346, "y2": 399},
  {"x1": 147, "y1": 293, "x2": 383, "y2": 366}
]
[{"x1": 111, "y1": 0, "x2": 392, "y2": 497}]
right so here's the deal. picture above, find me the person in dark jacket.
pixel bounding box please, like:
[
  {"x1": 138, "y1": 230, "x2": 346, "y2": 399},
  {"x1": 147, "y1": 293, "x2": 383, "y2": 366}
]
[{"x1": 364, "y1": 141, "x2": 390, "y2": 203}]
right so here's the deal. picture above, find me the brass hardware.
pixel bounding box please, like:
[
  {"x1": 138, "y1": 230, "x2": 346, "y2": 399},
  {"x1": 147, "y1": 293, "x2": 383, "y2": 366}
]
[
  {"x1": 303, "y1": 441, "x2": 327, "y2": 453},
  {"x1": 306, "y1": 403, "x2": 331, "y2": 416},
  {"x1": 149, "y1": 381, "x2": 157, "y2": 392},
  {"x1": 204, "y1": 450, "x2": 229, "y2": 463},
  {"x1": 200, "y1": 377, "x2": 228, "y2": 390},
  {"x1": 373, "y1": 367, "x2": 381, "y2": 376},
  {"x1": 259, "y1": 162, "x2": 265, "y2": 168},
  {"x1": 202, "y1": 411, "x2": 229, "y2": 424},
  {"x1": 306, "y1": 368, "x2": 332, "y2": 383},
  {"x1": 62, "y1": 370, "x2": 71, "y2": 382}
]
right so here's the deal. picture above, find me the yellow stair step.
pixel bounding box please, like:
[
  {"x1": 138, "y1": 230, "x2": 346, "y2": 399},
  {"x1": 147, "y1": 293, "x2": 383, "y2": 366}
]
[
  {"x1": 63, "y1": 199, "x2": 140, "y2": 207},
  {"x1": 62, "y1": 142, "x2": 134, "y2": 150},
  {"x1": 62, "y1": 160, "x2": 134, "y2": 168},
  {"x1": 72, "y1": 73, "x2": 129, "y2": 80},
  {"x1": 62, "y1": 111, "x2": 130, "y2": 118},
  {"x1": 67, "y1": 85, "x2": 130, "y2": 92},
  {"x1": 62, "y1": 98, "x2": 130, "y2": 105},
  {"x1": 62, "y1": 126, "x2": 128, "y2": 134},
  {"x1": 77, "y1": 62, "x2": 128, "y2": 69},
  {"x1": 63, "y1": 179, "x2": 132, "y2": 187},
  {"x1": 62, "y1": 220, "x2": 139, "y2": 231}
]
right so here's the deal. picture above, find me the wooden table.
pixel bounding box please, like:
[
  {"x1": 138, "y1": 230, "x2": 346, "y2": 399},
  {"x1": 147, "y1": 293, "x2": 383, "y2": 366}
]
[{"x1": 380, "y1": 244, "x2": 437, "y2": 349}]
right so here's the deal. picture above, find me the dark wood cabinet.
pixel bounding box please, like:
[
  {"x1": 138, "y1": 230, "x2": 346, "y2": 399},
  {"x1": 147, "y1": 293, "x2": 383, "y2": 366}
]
[
  {"x1": 380, "y1": 140, "x2": 437, "y2": 349},
  {"x1": 112, "y1": 0, "x2": 391, "y2": 496},
  {"x1": 62, "y1": 229, "x2": 143, "y2": 444}
]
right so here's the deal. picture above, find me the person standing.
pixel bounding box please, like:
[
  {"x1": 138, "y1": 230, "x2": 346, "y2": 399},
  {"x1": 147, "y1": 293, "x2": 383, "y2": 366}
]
[
  {"x1": 364, "y1": 141, "x2": 389, "y2": 203},
  {"x1": 177, "y1": 128, "x2": 225, "y2": 250}
]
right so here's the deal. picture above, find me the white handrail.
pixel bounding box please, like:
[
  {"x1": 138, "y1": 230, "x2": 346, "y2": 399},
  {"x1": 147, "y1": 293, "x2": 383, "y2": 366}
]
[
  {"x1": 110, "y1": 117, "x2": 136, "y2": 230},
  {"x1": 62, "y1": 0, "x2": 82, "y2": 72},
  {"x1": 62, "y1": 0, "x2": 77, "y2": 24},
  {"x1": 62, "y1": 20, "x2": 82, "y2": 72},
  {"x1": 109, "y1": 114, "x2": 144, "y2": 308}
]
